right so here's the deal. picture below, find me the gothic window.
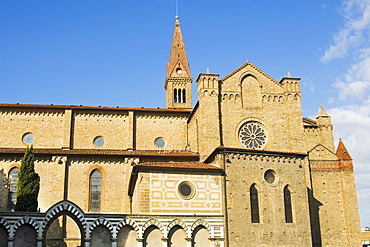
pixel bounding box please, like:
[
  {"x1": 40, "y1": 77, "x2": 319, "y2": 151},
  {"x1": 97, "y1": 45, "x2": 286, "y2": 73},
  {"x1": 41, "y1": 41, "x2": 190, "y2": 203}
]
[
  {"x1": 89, "y1": 170, "x2": 102, "y2": 212},
  {"x1": 7, "y1": 168, "x2": 19, "y2": 211},
  {"x1": 239, "y1": 122, "x2": 267, "y2": 150},
  {"x1": 174, "y1": 89, "x2": 178, "y2": 103},
  {"x1": 182, "y1": 89, "x2": 186, "y2": 103},
  {"x1": 284, "y1": 185, "x2": 293, "y2": 223},
  {"x1": 250, "y1": 184, "x2": 260, "y2": 223}
]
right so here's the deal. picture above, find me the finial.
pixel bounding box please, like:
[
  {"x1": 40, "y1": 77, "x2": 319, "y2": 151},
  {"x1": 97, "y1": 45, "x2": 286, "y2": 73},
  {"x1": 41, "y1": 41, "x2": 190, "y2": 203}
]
[
  {"x1": 317, "y1": 103, "x2": 329, "y2": 117},
  {"x1": 287, "y1": 71, "x2": 291, "y2": 78},
  {"x1": 246, "y1": 58, "x2": 249, "y2": 63},
  {"x1": 339, "y1": 138, "x2": 343, "y2": 142},
  {"x1": 175, "y1": 16, "x2": 179, "y2": 22},
  {"x1": 206, "y1": 68, "x2": 210, "y2": 74},
  {"x1": 176, "y1": 1, "x2": 179, "y2": 20}
]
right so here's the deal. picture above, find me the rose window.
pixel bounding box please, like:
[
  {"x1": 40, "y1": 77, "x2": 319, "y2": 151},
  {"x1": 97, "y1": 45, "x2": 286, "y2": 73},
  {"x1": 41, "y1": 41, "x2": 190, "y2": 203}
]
[{"x1": 239, "y1": 122, "x2": 266, "y2": 149}]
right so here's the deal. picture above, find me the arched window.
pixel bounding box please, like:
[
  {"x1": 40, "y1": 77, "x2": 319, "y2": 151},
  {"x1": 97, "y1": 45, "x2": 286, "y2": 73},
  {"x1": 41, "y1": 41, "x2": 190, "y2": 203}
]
[
  {"x1": 7, "y1": 168, "x2": 19, "y2": 211},
  {"x1": 174, "y1": 89, "x2": 178, "y2": 103},
  {"x1": 284, "y1": 185, "x2": 293, "y2": 223},
  {"x1": 182, "y1": 89, "x2": 186, "y2": 103},
  {"x1": 250, "y1": 184, "x2": 260, "y2": 223},
  {"x1": 90, "y1": 170, "x2": 102, "y2": 212}
]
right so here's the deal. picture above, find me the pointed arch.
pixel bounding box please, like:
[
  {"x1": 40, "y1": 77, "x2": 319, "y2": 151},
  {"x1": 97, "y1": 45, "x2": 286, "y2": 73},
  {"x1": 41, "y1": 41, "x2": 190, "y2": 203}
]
[
  {"x1": 0, "y1": 217, "x2": 10, "y2": 236},
  {"x1": 284, "y1": 185, "x2": 293, "y2": 223},
  {"x1": 89, "y1": 218, "x2": 113, "y2": 238},
  {"x1": 14, "y1": 216, "x2": 39, "y2": 235},
  {"x1": 7, "y1": 167, "x2": 19, "y2": 211},
  {"x1": 166, "y1": 218, "x2": 188, "y2": 235},
  {"x1": 142, "y1": 218, "x2": 164, "y2": 235},
  {"x1": 250, "y1": 184, "x2": 260, "y2": 223},
  {"x1": 190, "y1": 218, "x2": 211, "y2": 232},
  {"x1": 89, "y1": 169, "x2": 102, "y2": 212},
  {"x1": 116, "y1": 218, "x2": 139, "y2": 234}
]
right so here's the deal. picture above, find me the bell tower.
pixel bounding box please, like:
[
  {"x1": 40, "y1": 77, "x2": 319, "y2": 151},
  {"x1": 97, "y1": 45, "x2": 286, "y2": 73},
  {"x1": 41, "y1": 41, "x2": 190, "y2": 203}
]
[{"x1": 165, "y1": 16, "x2": 192, "y2": 109}]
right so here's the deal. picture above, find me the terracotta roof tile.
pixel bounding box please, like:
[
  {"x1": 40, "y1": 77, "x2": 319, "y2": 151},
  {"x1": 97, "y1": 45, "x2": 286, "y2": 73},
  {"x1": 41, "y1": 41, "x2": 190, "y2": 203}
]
[
  {"x1": 0, "y1": 148, "x2": 198, "y2": 157},
  {"x1": 0, "y1": 103, "x2": 191, "y2": 113},
  {"x1": 137, "y1": 162, "x2": 221, "y2": 170}
]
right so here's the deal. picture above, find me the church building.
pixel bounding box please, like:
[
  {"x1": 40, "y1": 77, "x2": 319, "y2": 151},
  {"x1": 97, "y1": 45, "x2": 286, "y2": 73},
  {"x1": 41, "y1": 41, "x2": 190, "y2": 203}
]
[{"x1": 0, "y1": 16, "x2": 362, "y2": 247}]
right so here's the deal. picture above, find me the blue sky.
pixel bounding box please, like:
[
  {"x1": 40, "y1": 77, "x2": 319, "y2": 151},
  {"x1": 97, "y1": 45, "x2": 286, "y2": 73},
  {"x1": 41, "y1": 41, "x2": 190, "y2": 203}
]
[{"x1": 2, "y1": 1, "x2": 370, "y2": 227}]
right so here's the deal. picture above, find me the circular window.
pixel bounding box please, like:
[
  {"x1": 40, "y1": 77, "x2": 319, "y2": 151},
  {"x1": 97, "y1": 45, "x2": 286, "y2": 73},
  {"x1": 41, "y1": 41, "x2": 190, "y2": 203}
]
[
  {"x1": 22, "y1": 133, "x2": 34, "y2": 144},
  {"x1": 155, "y1": 138, "x2": 166, "y2": 148},
  {"x1": 94, "y1": 136, "x2": 105, "y2": 147},
  {"x1": 264, "y1": 169, "x2": 277, "y2": 184},
  {"x1": 176, "y1": 68, "x2": 183, "y2": 74},
  {"x1": 178, "y1": 181, "x2": 195, "y2": 200},
  {"x1": 239, "y1": 122, "x2": 267, "y2": 149}
]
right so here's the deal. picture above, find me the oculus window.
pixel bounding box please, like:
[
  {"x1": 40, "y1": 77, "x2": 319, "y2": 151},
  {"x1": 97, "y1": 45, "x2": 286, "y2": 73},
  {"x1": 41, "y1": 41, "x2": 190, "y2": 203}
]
[
  {"x1": 94, "y1": 136, "x2": 105, "y2": 147},
  {"x1": 155, "y1": 138, "x2": 166, "y2": 149},
  {"x1": 239, "y1": 122, "x2": 266, "y2": 149},
  {"x1": 178, "y1": 181, "x2": 195, "y2": 200},
  {"x1": 23, "y1": 133, "x2": 34, "y2": 144}
]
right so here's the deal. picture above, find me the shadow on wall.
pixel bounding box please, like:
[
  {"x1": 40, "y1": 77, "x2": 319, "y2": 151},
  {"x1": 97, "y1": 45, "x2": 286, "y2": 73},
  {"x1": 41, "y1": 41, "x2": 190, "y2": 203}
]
[
  {"x1": 308, "y1": 187, "x2": 323, "y2": 247},
  {"x1": 0, "y1": 169, "x2": 7, "y2": 211}
]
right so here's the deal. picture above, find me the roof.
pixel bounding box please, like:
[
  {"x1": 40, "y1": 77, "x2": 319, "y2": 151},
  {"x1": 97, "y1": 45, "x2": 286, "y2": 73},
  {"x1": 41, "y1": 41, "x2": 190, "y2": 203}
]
[
  {"x1": 336, "y1": 139, "x2": 353, "y2": 160},
  {"x1": 136, "y1": 162, "x2": 221, "y2": 170},
  {"x1": 205, "y1": 146, "x2": 307, "y2": 162},
  {"x1": 0, "y1": 103, "x2": 192, "y2": 113},
  {"x1": 0, "y1": 148, "x2": 199, "y2": 157},
  {"x1": 303, "y1": 117, "x2": 318, "y2": 127}
]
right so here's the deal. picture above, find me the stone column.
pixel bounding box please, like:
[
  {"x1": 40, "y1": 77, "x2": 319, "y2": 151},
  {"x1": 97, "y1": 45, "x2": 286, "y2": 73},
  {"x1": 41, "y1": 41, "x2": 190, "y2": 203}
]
[
  {"x1": 186, "y1": 237, "x2": 192, "y2": 247},
  {"x1": 137, "y1": 238, "x2": 143, "y2": 247},
  {"x1": 162, "y1": 238, "x2": 168, "y2": 247},
  {"x1": 111, "y1": 238, "x2": 117, "y2": 247},
  {"x1": 84, "y1": 239, "x2": 90, "y2": 247},
  {"x1": 7, "y1": 237, "x2": 14, "y2": 247},
  {"x1": 37, "y1": 237, "x2": 43, "y2": 247}
]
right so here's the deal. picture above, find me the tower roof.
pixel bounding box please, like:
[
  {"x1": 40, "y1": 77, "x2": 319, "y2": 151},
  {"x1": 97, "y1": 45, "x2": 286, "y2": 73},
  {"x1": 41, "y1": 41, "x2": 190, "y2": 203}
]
[
  {"x1": 317, "y1": 103, "x2": 329, "y2": 117},
  {"x1": 166, "y1": 16, "x2": 191, "y2": 79},
  {"x1": 336, "y1": 138, "x2": 353, "y2": 160}
]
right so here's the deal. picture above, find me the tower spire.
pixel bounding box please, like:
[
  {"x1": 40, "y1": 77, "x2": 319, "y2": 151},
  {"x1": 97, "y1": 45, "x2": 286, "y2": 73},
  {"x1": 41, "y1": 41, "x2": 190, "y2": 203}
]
[
  {"x1": 165, "y1": 16, "x2": 192, "y2": 109},
  {"x1": 166, "y1": 16, "x2": 191, "y2": 79}
]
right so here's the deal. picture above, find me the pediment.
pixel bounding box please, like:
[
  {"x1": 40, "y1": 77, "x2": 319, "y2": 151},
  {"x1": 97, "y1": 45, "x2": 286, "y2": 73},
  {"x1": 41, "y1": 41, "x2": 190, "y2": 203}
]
[
  {"x1": 220, "y1": 62, "x2": 284, "y2": 94},
  {"x1": 308, "y1": 144, "x2": 338, "y2": 160}
]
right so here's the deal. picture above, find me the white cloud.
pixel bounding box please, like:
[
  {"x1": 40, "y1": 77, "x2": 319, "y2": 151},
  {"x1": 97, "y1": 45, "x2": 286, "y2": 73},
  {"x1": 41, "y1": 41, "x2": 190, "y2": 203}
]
[
  {"x1": 322, "y1": 0, "x2": 370, "y2": 227},
  {"x1": 328, "y1": 104, "x2": 370, "y2": 227},
  {"x1": 320, "y1": 0, "x2": 370, "y2": 63}
]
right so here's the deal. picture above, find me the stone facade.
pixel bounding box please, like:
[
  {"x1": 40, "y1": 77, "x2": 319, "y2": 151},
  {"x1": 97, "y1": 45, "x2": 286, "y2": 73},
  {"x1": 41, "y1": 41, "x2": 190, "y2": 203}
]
[{"x1": 0, "y1": 16, "x2": 362, "y2": 246}]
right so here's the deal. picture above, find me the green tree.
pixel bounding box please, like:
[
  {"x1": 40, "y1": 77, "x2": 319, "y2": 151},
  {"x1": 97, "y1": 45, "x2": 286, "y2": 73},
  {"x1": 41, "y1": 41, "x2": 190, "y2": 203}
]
[{"x1": 15, "y1": 145, "x2": 40, "y2": 212}]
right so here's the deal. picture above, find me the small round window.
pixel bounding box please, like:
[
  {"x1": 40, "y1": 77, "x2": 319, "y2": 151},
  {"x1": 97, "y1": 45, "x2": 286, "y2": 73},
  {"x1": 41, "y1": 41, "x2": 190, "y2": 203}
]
[
  {"x1": 178, "y1": 181, "x2": 195, "y2": 200},
  {"x1": 155, "y1": 138, "x2": 166, "y2": 148},
  {"x1": 264, "y1": 169, "x2": 277, "y2": 184},
  {"x1": 94, "y1": 136, "x2": 105, "y2": 147},
  {"x1": 23, "y1": 133, "x2": 34, "y2": 144}
]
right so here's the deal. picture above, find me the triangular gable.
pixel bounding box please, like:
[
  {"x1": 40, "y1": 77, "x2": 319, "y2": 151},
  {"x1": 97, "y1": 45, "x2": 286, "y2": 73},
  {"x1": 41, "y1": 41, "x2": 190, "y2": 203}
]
[
  {"x1": 221, "y1": 62, "x2": 278, "y2": 84},
  {"x1": 220, "y1": 62, "x2": 288, "y2": 94},
  {"x1": 308, "y1": 144, "x2": 338, "y2": 160},
  {"x1": 168, "y1": 60, "x2": 190, "y2": 78}
]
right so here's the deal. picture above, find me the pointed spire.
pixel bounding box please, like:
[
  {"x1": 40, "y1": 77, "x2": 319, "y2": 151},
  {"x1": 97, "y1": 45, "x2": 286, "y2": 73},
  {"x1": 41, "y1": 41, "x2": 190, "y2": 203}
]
[
  {"x1": 287, "y1": 71, "x2": 291, "y2": 78},
  {"x1": 336, "y1": 138, "x2": 352, "y2": 160},
  {"x1": 166, "y1": 16, "x2": 191, "y2": 79},
  {"x1": 317, "y1": 103, "x2": 329, "y2": 117}
]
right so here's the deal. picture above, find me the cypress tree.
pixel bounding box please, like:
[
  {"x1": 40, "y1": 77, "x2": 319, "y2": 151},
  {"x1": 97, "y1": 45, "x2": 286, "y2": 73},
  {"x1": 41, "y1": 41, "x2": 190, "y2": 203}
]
[{"x1": 15, "y1": 145, "x2": 40, "y2": 212}]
